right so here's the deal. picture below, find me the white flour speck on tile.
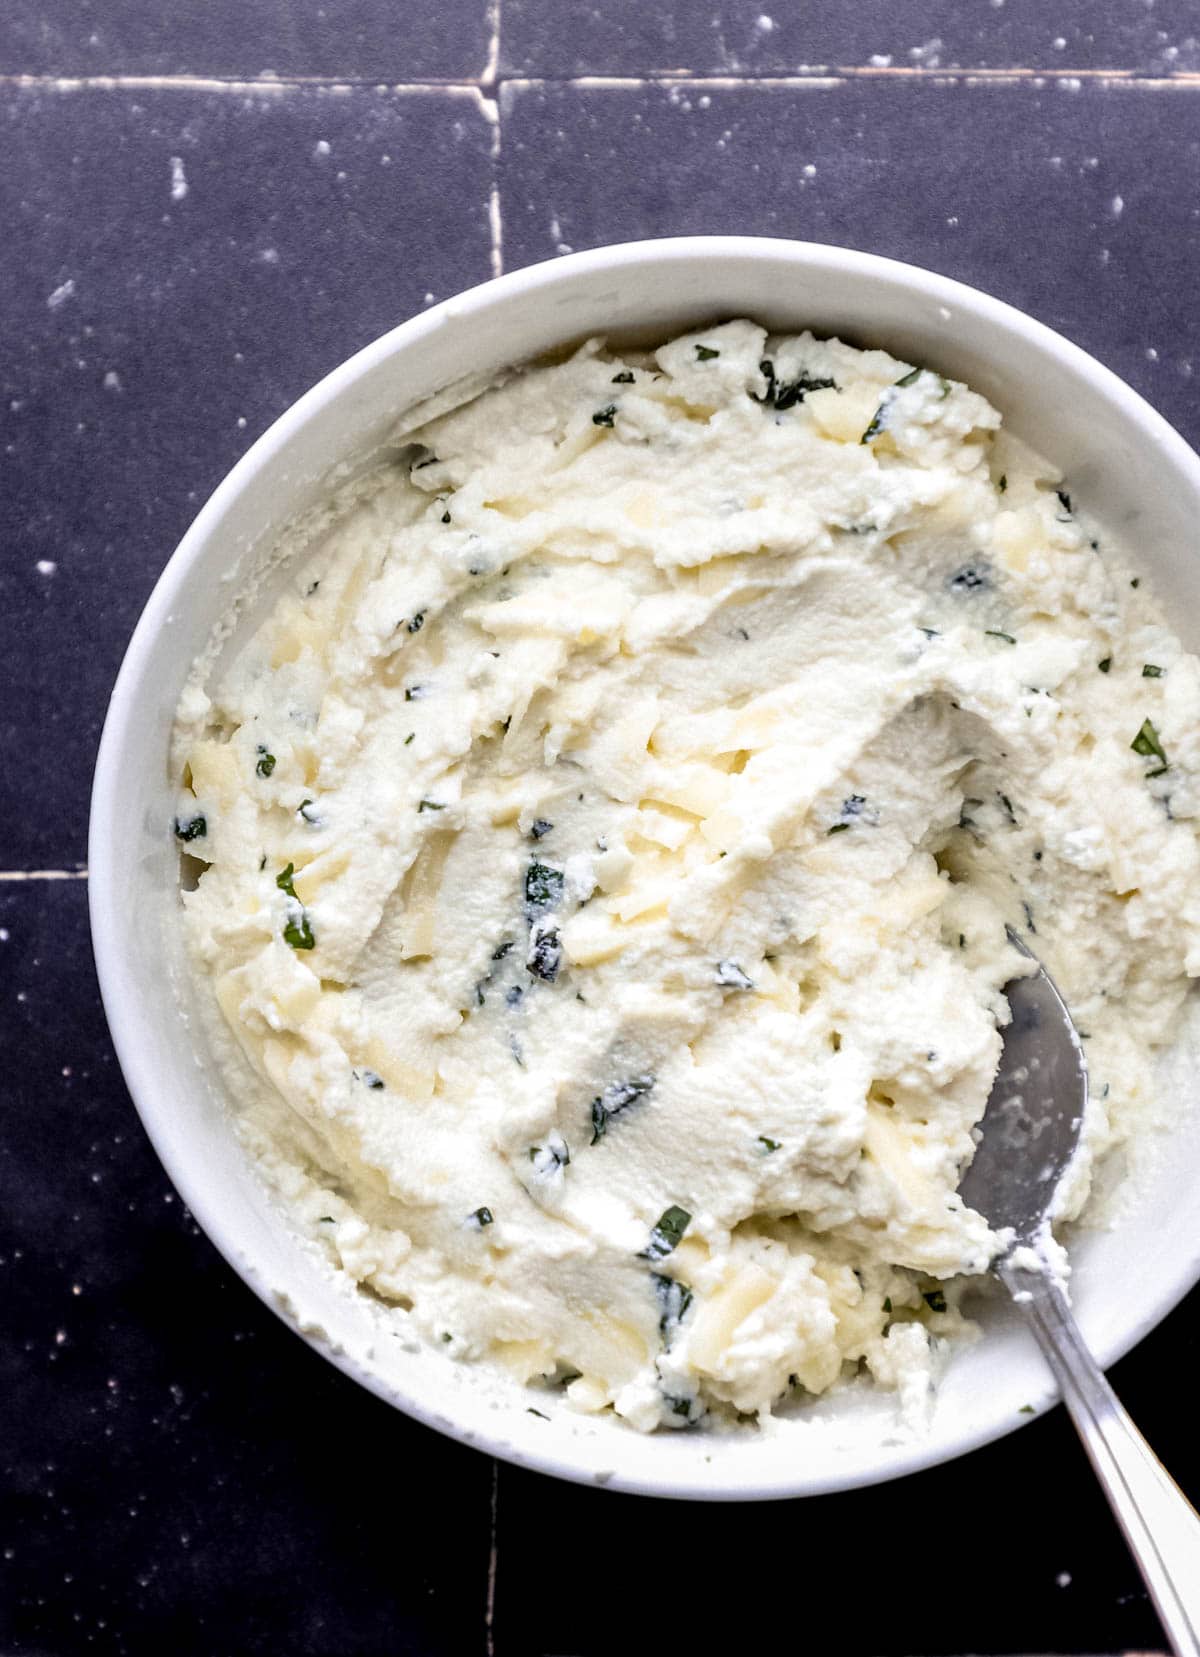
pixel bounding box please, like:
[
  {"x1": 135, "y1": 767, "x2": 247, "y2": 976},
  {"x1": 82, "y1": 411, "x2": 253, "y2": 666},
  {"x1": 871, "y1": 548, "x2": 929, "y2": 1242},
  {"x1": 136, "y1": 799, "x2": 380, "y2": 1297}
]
[
  {"x1": 47, "y1": 279, "x2": 76, "y2": 310},
  {"x1": 755, "y1": 14, "x2": 775, "y2": 32},
  {"x1": 169, "y1": 156, "x2": 188, "y2": 203},
  {"x1": 1053, "y1": 35, "x2": 1066, "y2": 49},
  {"x1": 1146, "y1": 346, "x2": 1159, "y2": 361},
  {"x1": 36, "y1": 560, "x2": 57, "y2": 577},
  {"x1": 258, "y1": 247, "x2": 280, "y2": 264},
  {"x1": 1111, "y1": 193, "x2": 1124, "y2": 217},
  {"x1": 1059, "y1": 76, "x2": 1082, "y2": 90},
  {"x1": 102, "y1": 370, "x2": 122, "y2": 392},
  {"x1": 802, "y1": 162, "x2": 816, "y2": 177},
  {"x1": 313, "y1": 139, "x2": 331, "y2": 158},
  {"x1": 908, "y1": 38, "x2": 944, "y2": 66},
  {"x1": 236, "y1": 416, "x2": 247, "y2": 429},
  {"x1": 1056, "y1": 1571, "x2": 1071, "y2": 1588},
  {"x1": 423, "y1": 291, "x2": 435, "y2": 304},
  {"x1": 0, "y1": 929, "x2": 9, "y2": 943},
  {"x1": 869, "y1": 54, "x2": 893, "y2": 67}
]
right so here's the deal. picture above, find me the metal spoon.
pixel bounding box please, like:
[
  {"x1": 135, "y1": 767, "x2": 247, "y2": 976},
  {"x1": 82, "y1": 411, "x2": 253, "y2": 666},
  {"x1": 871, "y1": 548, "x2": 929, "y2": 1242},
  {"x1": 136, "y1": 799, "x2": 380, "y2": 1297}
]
[{"x1": 960, "y1": 928, "x2": 1200, "y2": 1655}]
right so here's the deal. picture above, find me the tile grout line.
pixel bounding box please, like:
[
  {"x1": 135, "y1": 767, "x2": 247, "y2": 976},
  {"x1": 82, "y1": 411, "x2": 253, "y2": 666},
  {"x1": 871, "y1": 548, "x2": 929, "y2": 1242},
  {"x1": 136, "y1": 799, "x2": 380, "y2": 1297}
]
[
  {"x1": 485, "y1": 1459, "x2": 499, "y2": 1657},
  {"x1": 0, "y1": 869, "x2": 88, "y2": 881},
  {"x1": 2, "y1": 68, "x2": 1199, "y2": 93},
  {"x1": 482, "y1": 0, "x2": 504, "y2": 278}
]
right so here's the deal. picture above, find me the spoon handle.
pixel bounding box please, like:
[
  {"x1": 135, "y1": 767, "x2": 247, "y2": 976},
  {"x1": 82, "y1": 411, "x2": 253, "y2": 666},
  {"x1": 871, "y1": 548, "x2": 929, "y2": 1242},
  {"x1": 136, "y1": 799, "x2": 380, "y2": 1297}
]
[{"x1": 1003, "y1": 1262, "x2": 1200, "y2": 1656}]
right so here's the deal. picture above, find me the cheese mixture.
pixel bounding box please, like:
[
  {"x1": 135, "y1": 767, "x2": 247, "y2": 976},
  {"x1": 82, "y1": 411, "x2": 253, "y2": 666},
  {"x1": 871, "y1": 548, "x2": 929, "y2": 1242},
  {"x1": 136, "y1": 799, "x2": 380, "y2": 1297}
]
[{"x1": 173, "y1": 321, "x2": 1200, "y2": 1433}]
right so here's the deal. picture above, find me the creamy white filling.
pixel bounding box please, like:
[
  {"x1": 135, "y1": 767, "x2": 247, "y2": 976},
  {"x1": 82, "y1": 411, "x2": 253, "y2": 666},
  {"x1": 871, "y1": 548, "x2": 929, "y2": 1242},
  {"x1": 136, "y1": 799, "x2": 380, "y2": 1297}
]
[{"x1": 174, "y1": 321, "x2": 1200, "y2": 1432}]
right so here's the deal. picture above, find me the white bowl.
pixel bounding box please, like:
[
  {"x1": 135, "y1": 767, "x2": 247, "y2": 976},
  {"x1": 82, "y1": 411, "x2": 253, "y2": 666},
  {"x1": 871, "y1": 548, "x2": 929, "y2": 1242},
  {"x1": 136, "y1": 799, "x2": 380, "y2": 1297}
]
[{"x1": 90, "y1": 236, "x2": 1200, "y2": 1500}]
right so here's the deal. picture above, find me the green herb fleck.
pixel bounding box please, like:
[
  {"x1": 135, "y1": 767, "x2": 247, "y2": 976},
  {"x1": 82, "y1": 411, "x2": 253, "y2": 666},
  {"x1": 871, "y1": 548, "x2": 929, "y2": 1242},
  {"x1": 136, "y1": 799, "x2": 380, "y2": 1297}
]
[
  {"x1": 361, "y1": 1070, "x2": 385, "y2": 1090},
  {"x1": 998, "y1": 474, "x2": 1008, "y2": 493},
  {"x1": 640, "y1": 1205, "x2": 691, "y2": 1262},
  {"x1": 1018, "y1": 1404, "x2": 1036, "y2": 1416},
  {"x1": 298, "y1": 798, "x2": 319, "y2": 824},
  {"x1": 174, "y1": 813, "x2": 207, "y2": 842},
  {"x1": 611, "y1": 370, "x2": 635, "y2": 384},
  {"x1": 985, "y1": 630, "x2": 1016, "y2": 645},
  {"x1": 883, "y1": 1297, "x2": 893, "y2": 1314},
  {"x1": 592, "y1": 404, "x2": 617, "y2": 427},
  {"x1": 526, "y1": 1407, "x2": 549, "y2": 1420},
  {"x1": 1131, "y1": 577, "x2": 1141, "y2": 589},
  {"x1": 255, "y1": 747, "x2": 276, "y2": 778},
  {"x1": 827, "y1": 821, "x2": 850, "y2": 835},
  {"x1": 1055, "y1": 488, "x2": 1073, "y2": 516},
  {"x1": 591, "y1": 1075, "x2": 655, "y2": 1144},
  {"x1": 652, "y1": 1272, "x2": 693, "y2": 1340},
  {"x1": 1098, "y1": 657, "x2": 1112, "y2": 673},
  {"x1": 752, "y1": 358, "x2": 836, "y2": 411},
  {"x1": 1131, "y1": 718, "x2": 1168, "y2": 770},
  {"x1": 694, "y1": 344, "x2": 720, "y2": 361},
  {"x1": 408, "y1": 611, "x2": 426, "y2": 633},
  {"x1": 404, "y1": 732, "x2": 415, "y2": 745},
  {"x1": 418, "y1": 799, "x2": 446, "y2": 812},
  {"x1": 319, "y1": 1215, "x2": 335, "y2": 1224},
  {"x1": 1142, "y1": 664, "x2": 1164, "y2": 678},
  {"x1": 757, "y1": 1136, "x2": 781, "y2": 1154},
  {"x1": 923, "y1": 1288, "x2": 947, "y2": 1315},
  {"x1": 894, "y1": 366, "x2": 922, "y2": 387},
  {"x1": 524, "y1": 860, "x2": 564, "y2": 917},
  {"x1": 468, "y1": 1206, "x2": 494, "y2": 1228},
  {"x1": 530, "y1": 818, "x2": 554, "y2": 839},
  {"x1": 283, "y1": 911, "x2": 315, "y2": 950},
  {"x1": 529, "y1": 1132, "x2": 570, "y2": 1177},
  {"x1": 715, "y1": 959, "x2": 754, "y2": 989}
]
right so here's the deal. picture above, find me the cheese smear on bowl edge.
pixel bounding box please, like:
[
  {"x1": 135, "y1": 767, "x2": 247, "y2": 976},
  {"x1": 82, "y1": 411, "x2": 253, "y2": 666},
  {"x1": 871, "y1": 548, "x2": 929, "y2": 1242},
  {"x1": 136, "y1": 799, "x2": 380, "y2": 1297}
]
[{"x1": 171, "y1": 320, "x2": 1200, "y2": 1435}]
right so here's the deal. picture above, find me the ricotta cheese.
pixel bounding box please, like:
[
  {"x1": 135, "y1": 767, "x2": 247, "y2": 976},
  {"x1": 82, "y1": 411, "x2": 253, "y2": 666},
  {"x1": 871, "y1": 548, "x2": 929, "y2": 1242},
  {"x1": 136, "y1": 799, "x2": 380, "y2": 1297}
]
[{"x1": 173, "y1": 321, "x2": 1200, "y2": 1432}]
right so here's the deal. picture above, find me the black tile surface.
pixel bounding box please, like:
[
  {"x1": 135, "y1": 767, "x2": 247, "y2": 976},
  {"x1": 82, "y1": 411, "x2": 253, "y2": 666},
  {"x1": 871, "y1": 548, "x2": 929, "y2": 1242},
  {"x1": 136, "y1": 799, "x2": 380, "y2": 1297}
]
[
  {"x1": 499, "y1": 79, "x2": 1200, "y2": 448},
  {"x1": 5, "y1": 2, "x2": 1200, "y2": 1652},
  {"x1": 0, "y1": 881, "x2": 493, "y2": 1656},
  {"x1": 0, "y1": 84, "x2": 493, "y2": 869},
  {"x1": 501, "y1": 0, "x2": 1200, "y2": 77},
  {"x1": 0, "y1": 0, "x2": 492, "y2": 81}
]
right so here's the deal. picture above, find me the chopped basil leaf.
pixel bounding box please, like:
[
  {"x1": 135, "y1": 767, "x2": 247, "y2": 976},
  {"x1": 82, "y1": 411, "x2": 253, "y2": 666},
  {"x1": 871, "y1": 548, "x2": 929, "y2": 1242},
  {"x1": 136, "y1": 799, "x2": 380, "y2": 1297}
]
[
  {"x1": 526, "y1": 1408, "x2": 549, "y2": 1420},
  {"x1": 985, "y1": 629, "x2": 1016, "y2": 644},
  {"x1": 255, "y1": 747, "x2": 276, "y2": 777},
  {"x1": 652, "y1": 1272, "x2": 693, "y2": 1340},
  {"x1": 298, "y1": 798, "x2": 319, "y2": 824},
  {"x1": 524, "y1": 860, "x2": 564, "y2": 918},
  {"x1": 1131, "y1": 718, "x2": 1168, "y2": 769},
  {"x1": 491, "y1": 939, "x2": 514, "y2": 961},
  {"x1": 827, "y1": 822, "x2": 850, "y2": 835},
  {"x1": 404, "y1": 732, "x2": 415, "y2": 744},
  {"x1": 1143, "y1": 664, "x2": 1164, "y2": 678},
  {"x1": 468, "y1": 1206, "x2": 494, "y2": 1228},
  {"x1": 592, "y1": 404, "x2": 617, "y2": 427},
  {"x1": 404, "y1": 684, "x2": 428, "y2": 701},
  {"x1": 894, "y1": 366, "x2": 922, "y2": 387},
  {"x1": 694, "y1": 344, "x2": 720, "y2": 361},
  {"x1": 527, "y1": 926, "x2": 562, "y2": 982},
  {"x1": 276, "y1": 862, "x2": 298, "y2": 896},
  {"x1": 752, "y1": 358, "x2": 836, "y2": 411},
  {"x1": 1055, "y1": 488, "x2": 1073, "y2": 516},
  {"x1": 611, "y1": 370, "x2": 635, "y2": 384},
  {"x1": 418, "y1": 799, "x2": 445, "y2": 812},
  {"x1": 998, "y1": 474, "x2": 1008, "y2": 493},
  {"x1": 883, "y1": 1297, "x2": 892, "y2": 1314},
  {"x1": 283, "y1": 912, "x2": 315, "y2": 950},
  {"x1": 715, "y1": 959, "x2": 754, "y2": 990},
  {"x1": 319, "y1": 1216, "x2": 335, "y2": 1224},
  {"x1": 1098, "y1": 657, "x2": 1112, "y2": 673},
  {"x1": 408, "y1": 611, "x2": 426, "y2": 633},
  {"x1": 1018, "y1": 1403, "x2": 1036, "y2": 1415},
  {"x1": 529, "y1": 1131, "x2": 570, "y2": 1178},
  {"x1": 1131, "y1": 577, "x2": 1141, "y2": 589},
  {"x1": 441, "y1": 511, "x2": 451, "y2": 524},
  {"x1": 640, "y1": 1204, "x2": 691, "y2": 1261},
  {"x1": 923, "y1": 1288, "x2": 947, "y2": 1314},
  {"x1": 998, "y1": 792, "x2": 1018, "y2": 826},
  {"x1": 174, "y1": 813, "x2": 207, "y2": 842},
  {"x1": 757, "y1": 1136, "x2": 780, "y2": 1153},
  {"x1": 590, "y1": 1074, "x2": 655, "y2": 1144}
]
